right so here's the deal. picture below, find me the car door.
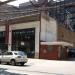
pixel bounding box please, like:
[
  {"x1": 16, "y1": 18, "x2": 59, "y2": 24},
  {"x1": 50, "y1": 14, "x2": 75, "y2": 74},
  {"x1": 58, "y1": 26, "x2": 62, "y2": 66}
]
[
  {"x1": 1, "y1": 52, "x2": 7, "y2": 62},
  {"x1": 0, "y1": 53, "x2": 2, "y2": 62},
  {"x1": 3, "y1": 52, "x2": 13, "y2": 62}
]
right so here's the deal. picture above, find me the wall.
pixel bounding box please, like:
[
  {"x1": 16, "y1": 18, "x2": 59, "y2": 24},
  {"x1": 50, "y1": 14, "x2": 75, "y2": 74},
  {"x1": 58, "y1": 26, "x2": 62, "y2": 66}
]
[
  {"x1": 39, "y1": 45, "x2": 59, "y2": 60},
  {"x1": 0, "y1": 26, "x2": 5, "y2": 31},
  {"x1": 57, "y1": 25, "x2": 75, "y2": 47},
  {"x1": 40, "y1": 13, "x2": 57, "y2": 42},
  {"x1": 39, "y1": 45, "x2": 68, "y2": 60}
]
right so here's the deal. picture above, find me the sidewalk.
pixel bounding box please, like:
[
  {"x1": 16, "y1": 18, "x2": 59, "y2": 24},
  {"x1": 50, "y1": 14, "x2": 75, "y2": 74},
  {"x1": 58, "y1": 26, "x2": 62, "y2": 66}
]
[
  {"x1": 26, "y1": 58, "x2": 75, "y2": 75},
  {"x1": 0, "y1": 58, "x2": 75, "y2": 75}
]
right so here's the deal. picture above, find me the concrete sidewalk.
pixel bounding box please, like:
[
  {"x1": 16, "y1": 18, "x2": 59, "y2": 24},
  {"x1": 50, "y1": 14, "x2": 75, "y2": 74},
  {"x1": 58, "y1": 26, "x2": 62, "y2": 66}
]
[
  {"x1": 0, "y1": 58, "x2": 75, "y2": 75},
  {"x1": 26, "y1": 58, "x2": 75, "y2": 75}
]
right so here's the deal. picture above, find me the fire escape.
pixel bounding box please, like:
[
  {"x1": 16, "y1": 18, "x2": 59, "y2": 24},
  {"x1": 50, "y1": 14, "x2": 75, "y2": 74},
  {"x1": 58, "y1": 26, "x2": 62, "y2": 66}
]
[{"x1": 48, "y1": 0, "x2": 75, "y2": 31}]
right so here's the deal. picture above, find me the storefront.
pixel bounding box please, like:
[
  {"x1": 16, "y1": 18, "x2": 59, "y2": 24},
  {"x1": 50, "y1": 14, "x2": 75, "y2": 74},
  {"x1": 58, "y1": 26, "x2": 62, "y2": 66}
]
[
  {"x1": 0, "y1": 14, "x2": 40, "y2": 58},
  {"x1": 12, "y1": 28, "x2": 35, "y2": 58},
  {"x1": 0, "y1": 31, "x2": 8, "y2": 52},
  {"x1": 40, "y1": 42, "x2": 73, "y2": 60}
]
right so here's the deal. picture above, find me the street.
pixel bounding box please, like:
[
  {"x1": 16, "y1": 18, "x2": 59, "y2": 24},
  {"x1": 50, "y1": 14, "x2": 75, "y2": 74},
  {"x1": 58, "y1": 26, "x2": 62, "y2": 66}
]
[{"x1": 0, "y1": 59, "x2": 75, "y2": 75}]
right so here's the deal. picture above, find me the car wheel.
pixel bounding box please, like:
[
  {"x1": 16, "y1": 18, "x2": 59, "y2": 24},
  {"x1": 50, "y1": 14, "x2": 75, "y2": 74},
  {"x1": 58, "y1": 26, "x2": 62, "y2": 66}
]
[
  {"x1": 7, "y1": 62, "x2": 9, "y2": 65},
  {"x1": 20, "y1": 62, "x2": 25, "y2": 66},
  {"x1": 11, "y1": 60, "x2": 16, "y2": 66}
]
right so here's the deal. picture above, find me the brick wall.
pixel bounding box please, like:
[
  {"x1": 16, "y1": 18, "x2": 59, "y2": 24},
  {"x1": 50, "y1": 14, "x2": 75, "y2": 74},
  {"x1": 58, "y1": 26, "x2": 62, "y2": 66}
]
[{"x1": 57, "y1": 25, "x2": 75, "y2": 47}]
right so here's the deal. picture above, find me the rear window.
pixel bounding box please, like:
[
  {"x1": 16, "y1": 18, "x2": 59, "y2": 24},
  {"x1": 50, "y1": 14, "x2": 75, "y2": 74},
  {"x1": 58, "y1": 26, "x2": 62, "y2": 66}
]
[
  {"x1": 14, "y1": 51, "x2": 26, "y2": 56},
  {"x1": 6, "y1": 52, "x2": 13, "y2": 55},
  {"x1": 14, "y1": 53, "x2": 17, "y2": 55},
  {"x1": 18, "y1": 52, "x2": 25, "y2": 55},
  {"x1": 69, "y1": 49, "x2": 75, "y2": 52}
]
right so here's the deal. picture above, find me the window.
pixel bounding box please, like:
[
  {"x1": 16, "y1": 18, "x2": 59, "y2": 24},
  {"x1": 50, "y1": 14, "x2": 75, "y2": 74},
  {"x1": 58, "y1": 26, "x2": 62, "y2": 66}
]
[
  {"x1": 14, "y1": 52, "x2": 25, "y2": 55},
  {"x1": 5, "y1": 52, "x2": 13, "y2": 55},
  {"x1": 14, "y1": 53, "x2": 18, "y2": 55},
  {"x1": 18, "y1": 51, "x2": 25, "y2": 56},
  {"x1": 47, "y1": 46, "x2": 53, "y2": 52},
  {"x1": 8, "y1": 52, "x2": 13, "y2": 55}
]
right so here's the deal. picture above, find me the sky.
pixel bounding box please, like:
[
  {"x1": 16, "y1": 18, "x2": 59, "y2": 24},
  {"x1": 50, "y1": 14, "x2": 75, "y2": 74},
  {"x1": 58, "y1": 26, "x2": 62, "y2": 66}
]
[
  {"x1": 0, "y1": 0, "x2": 29, "y2": 6},
  {"x1": 8, "y1": 0, "x2": 29, "y2": 6},
  {"x1": 0, "y1": 0, "x2": 62, "y2": 7}
]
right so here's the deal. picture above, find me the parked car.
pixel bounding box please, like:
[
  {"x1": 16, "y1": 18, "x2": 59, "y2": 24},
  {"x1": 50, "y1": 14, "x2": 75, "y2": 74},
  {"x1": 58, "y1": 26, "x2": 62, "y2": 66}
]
[
  {"x1": 0, "y1": 51, "x2": 28, "y2": 66},
  {"x1": 68, "y1": 49, "x2": 75, "y2": 58}
]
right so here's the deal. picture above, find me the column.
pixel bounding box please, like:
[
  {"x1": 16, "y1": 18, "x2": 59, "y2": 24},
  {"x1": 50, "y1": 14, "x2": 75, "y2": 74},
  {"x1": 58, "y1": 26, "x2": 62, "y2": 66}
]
[{"x1": 8, "y1": 26, "x2": 12, "y2": 51}]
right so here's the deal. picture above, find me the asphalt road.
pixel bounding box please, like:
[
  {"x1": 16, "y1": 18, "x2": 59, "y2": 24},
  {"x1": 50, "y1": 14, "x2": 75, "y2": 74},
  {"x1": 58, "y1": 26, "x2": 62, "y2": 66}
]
[{"x1": 0, "y1": 59, "x2": 75, "y2": 75}]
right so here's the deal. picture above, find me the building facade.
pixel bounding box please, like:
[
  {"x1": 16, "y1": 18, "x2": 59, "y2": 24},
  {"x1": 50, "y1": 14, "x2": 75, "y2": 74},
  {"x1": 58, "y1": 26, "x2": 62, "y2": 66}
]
[{"x1": 0, "y1": 12, "x2": 74, "y2": 60}]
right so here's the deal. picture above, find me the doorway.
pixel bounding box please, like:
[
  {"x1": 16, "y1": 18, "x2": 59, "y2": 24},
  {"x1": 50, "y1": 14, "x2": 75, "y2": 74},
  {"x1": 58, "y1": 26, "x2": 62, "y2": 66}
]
[
  {"x1": 12, "y1": 28, "x2": 35, "y2": 58},
  {"x1": 0, "y1": 31, "x2": 8, "y2": 53}
]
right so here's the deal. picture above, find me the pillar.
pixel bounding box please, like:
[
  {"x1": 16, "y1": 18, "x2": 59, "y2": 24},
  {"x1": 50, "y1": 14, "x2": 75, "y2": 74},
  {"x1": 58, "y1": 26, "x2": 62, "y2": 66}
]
[{"x1": 8, "y1": 26, "x2": 12, "y2": 51}]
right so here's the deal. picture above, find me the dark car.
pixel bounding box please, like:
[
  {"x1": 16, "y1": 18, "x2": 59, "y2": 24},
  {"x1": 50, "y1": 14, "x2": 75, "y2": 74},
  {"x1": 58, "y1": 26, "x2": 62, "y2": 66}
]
[{"x1": 68, "y1": 49, "x2": 75, "y2": 58}]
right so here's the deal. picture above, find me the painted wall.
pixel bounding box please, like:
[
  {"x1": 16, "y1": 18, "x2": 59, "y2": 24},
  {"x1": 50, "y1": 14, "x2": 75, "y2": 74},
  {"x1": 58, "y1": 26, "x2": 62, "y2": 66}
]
[
  {"x1": 40, "y1": 13, "x2": 57, "y2": 42},
  {"x1": 39, "y1": 45, "x2": 59, "y2": 60},
  {"x1": 40, "y1": 45, "x2": 68, "y2": 60}
]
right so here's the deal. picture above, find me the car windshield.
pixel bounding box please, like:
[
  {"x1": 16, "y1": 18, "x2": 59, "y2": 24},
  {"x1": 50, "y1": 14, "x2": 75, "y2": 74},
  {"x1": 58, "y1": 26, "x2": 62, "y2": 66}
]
[{"x1": 14, "y1": 51, "x2": 25, "y2": 56}]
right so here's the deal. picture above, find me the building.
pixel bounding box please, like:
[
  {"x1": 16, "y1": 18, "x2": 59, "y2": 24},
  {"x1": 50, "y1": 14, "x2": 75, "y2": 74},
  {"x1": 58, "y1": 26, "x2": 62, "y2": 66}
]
[
  {"x1": 0, "y1": 12, "x2": 74, "y2": 60},
  {"x1": 0, "y1": 0, "x2": 75, "y2": 60}
]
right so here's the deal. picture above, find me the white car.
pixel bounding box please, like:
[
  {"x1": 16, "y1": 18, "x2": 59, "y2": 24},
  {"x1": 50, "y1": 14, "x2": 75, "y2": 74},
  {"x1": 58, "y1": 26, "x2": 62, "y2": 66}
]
[{"x1": 0, "y1": 51, "x2": 28, "y2": 66}]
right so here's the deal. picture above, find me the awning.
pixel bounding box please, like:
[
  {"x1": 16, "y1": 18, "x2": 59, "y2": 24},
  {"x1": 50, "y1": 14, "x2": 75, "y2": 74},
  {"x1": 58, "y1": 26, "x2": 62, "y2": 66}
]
[{"x1": 41, "y1": 41, "x2": 73, "y2": 47}]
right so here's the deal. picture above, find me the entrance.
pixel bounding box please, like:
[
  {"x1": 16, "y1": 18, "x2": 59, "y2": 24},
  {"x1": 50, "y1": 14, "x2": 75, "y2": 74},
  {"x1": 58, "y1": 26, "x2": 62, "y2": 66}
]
[
  {"x1": 12, "y1": 28, "x2": 35, "y2": 58},
  {"x1": 0, "y1": 31, "x2": 8, "y2": 53}
]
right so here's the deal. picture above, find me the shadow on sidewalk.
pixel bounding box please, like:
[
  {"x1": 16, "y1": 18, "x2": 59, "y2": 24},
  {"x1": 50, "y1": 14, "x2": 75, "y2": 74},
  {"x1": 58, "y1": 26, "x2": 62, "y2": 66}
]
[{"x1": 0, "y1": 68, "x2": 27, "y2": 75}]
